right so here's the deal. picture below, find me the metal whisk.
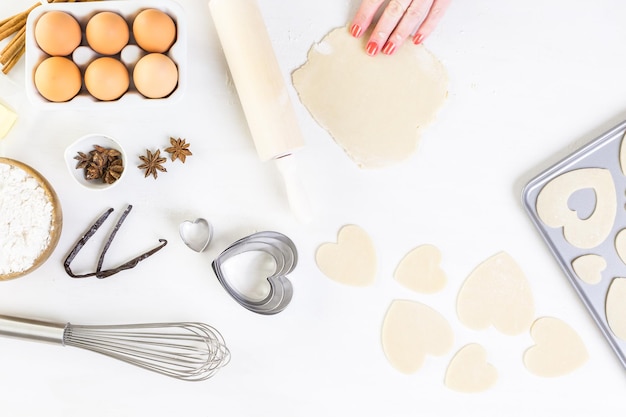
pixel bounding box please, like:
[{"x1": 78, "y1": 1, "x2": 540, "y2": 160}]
[{"x1": 0, "y1": 315, "x2": 230, "y2": 381}]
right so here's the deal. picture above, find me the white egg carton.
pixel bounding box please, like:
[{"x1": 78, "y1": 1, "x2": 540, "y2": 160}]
[{"x1": 25, "y1": 0, "x2": 187, "y2": 110}]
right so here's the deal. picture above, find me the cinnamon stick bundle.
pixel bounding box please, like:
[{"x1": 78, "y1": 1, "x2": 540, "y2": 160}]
[{"x1": 0, "y1": 0, "x2": 101, "y2": 74}]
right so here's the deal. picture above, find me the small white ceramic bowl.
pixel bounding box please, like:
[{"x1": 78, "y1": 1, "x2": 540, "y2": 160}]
[{"x1": 64, "y1": 133, "x2": 127, "y2": 190}]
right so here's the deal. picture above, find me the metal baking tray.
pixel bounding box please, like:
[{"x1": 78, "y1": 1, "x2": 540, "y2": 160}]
[{"x1": 523, "y1": 119, "x2": 626, "y2": 369}]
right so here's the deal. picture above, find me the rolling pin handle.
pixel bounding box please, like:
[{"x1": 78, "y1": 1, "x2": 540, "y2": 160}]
[{"x1": 275, "y1": 155, "x2": 313, "y2": 224}]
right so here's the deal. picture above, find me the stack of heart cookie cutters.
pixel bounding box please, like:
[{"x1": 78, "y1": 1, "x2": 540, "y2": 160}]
[
  {"x1": 179, "y1": 219, "x2": 297, "y2": 315},
  {"x1": 212, "y1": 231, "x2": 297, "y2": 315}
]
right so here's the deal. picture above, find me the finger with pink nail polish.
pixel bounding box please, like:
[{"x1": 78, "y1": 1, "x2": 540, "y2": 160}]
[{"x1": 348, "y1": 0, "x2": 451, "y2": 56}]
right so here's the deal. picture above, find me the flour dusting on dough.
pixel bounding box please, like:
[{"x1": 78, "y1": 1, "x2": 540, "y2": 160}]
[
  {"x1": 314, "y1": 41, "x2": 333, "y2": 55},
  {"x1": 292, "y1": 26, "x2": 448, "y2": 168}
]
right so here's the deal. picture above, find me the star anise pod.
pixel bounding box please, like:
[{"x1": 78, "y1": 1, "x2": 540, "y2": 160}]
[
  {"x1": 85, "y1": 162, "x2": 104, "y2": 180},
  {"x1": 74, "y1": 151, "x2": 91, "y2": 169},
  {"x1": 94, "y1": 145, "x2": 121, "y2": 159},
  {"x1": 138, "y1": 149, "x2": 167, "y2": 179},
  {"x1": 75, "y1": 144, "x2": 125, "y2": 184},
  {"x1": 90, "y1": 149, "x2": 108, "y2": 168},
  {"x1": 164, "y1": 137, "x2": 192, "y2": 163},
  {"x1": 103, "y1": 159, "x2": 124, "y2": 184}
]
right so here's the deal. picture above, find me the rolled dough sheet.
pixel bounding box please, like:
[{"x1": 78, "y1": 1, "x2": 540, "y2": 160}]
[
  {"x1": 523, "y1": 317, "x2": 588, "y2": 377},
  {"x1": 444, "y1": 343, "x2": 497, "y2": 393},
  {"x1": 381, "y1": 299, "x2": 453, "y2": 374},
  {"x1": 292, "y1": 27, "x2": 448, "y2": 169}
]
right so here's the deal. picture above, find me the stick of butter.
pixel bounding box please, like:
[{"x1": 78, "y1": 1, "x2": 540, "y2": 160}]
[{"x1": 0, "y1": 102, "x2": 17, "y2": 139}]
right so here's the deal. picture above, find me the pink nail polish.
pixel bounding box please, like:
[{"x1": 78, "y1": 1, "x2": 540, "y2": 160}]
[
  {"x1": 413, "y1": 33, "x2": 424, "y2": 45},
  {"x1": 350, "y1": 24, "x2": 362, "y2": 38},
  {"x1": 382, "y1": 42, "x2": 396, "y2": 55},
  {"x1": 366, "y1": 41, "x2": 378, "y2": 56}
]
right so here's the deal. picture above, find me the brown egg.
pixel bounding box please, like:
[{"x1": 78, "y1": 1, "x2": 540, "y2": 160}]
[
  {"x1": 133, "y1": 53, "x2": 178, "y2": 99},
  {"x1": 34, "y1": 57, "x2": 82, "y2": 102},
  {"x1": 133, "y1": 9, "x2": 176, "y2": 53},
  {"x1": 84, "y1": 57, "x2": 129, "y2": 101},
  {"x1": 86, "y1": 12, "x2": 129, "y2": 55},
  {"x1": 34, "y1": 11, "x2": 82, "y2": 56}
]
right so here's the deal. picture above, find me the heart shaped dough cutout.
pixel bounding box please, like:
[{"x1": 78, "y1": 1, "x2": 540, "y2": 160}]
[
  {"x1": 394, "y1": 244, "x2": 446, "y2": 293},
  {"x1": 315, "y1": 225, "x2": 376, "y2": 286},
  {"x1": 615, "y1": 229, "x2": 626, "y2": 267},
  {"x1": 536, "y1": 168, "x2": 616, "y2": 249},
  {"x1": 606, "y1": 277, "x2": 626, "y2": 341},
  {"x1": 381, "y1": 299, "x2": 453, "y2": 374},
  {"x1": 523, "y1": 317, "x2": 588, "y2": 377},
  {"x1": 457, "y1": 252, "x2": 534, "y2": 335},
  {"x1": 444, "y1": 343, "x2": 497, "y2": 393},
  {"x1": 571, "y1": 254, "x2": 605, "y2": 285},
  {"x1": 619, "y1": 135, "x2": 626, "y2": 175}
]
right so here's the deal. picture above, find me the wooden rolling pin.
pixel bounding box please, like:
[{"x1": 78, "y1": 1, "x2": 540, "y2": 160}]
[{"x1": 209, "y1": 0, "x2": 311, "y2": 222}]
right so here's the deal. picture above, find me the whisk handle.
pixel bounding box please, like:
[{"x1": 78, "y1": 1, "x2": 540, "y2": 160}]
[{"x1": 0, "y1": 315, "x2": 66, "y2": 345}]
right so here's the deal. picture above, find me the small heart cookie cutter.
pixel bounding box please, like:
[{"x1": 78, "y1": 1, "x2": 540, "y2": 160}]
[
  {"x1": 212, "y1": 231, "x2": 297, "y2": 315},
  {"x1": 179, "y1": 218, "x2": 213, "y2": 252}
]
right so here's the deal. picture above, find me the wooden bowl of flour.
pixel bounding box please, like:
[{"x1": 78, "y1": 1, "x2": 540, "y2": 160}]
[{"x1": 0, "y1": 158, "x2": 63, "y2": 280}]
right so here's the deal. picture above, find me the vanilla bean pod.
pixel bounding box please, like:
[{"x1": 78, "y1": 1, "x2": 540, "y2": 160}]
[
  {"x1": 95, "y1": 205, "x2": 133, "y2": 273},
  {"x1": 64, "y1": 208, "x2": 114, "y2": 278},
  {"x1": 95, "y1": 239, "x2": 167, "y2": 279},
  {"x1": 64, "y1": 205, "x2": 167, "y2": 279}
]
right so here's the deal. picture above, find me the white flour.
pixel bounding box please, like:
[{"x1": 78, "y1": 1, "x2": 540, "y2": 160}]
[{"x1": 0, "y1": 163, "x2": 53, "y2": 274}]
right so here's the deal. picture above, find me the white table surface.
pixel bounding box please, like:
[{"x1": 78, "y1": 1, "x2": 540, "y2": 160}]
[{"x1": 2, "y1": 0, "x2": 626, "y2": 415}]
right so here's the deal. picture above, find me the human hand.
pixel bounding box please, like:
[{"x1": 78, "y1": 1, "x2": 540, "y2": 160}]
[{"x1": 349, "y1": 0, "x2": 450, "y2": 56}]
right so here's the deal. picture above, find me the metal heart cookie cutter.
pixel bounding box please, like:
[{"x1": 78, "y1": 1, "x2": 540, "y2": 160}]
[
  {"x1": 212, "y1": 231, "x2": 297, "y2": 315},
  {"x1": 179, "y1": 218, "x2": 213, "y2": 253}
]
